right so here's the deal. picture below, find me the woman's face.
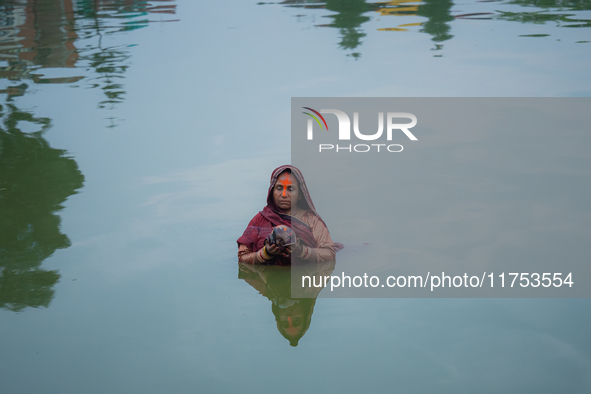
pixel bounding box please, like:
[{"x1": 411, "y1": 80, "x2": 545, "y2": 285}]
[
  {"x1": 276, "y1": 305, "x2": 305, "y2": 339},
  {"x1": 273, "y1": 171, "x2": 300, "y2": 212}
]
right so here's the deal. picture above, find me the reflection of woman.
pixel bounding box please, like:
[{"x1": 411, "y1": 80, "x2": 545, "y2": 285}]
[
  {"x1": 238, "y1": 261, "x2": 335, "y2": 346},
  {"x1": 237, "y1": 165, "x2": 339, "y2": 264}
]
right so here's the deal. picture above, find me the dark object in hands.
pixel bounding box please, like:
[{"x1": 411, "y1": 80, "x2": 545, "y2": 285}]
[{"x1": 264, "y1": 225, "x2": 296, "y2": 251}]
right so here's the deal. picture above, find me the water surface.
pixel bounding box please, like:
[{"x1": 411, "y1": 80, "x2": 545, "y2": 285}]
[{"x1": 1, "y1": 0, "x2": 590, "y2": 392}]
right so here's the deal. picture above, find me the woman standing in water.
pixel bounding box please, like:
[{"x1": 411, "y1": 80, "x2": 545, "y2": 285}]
[{"x1": 237, "y1": 165, "x2": 338, "y2": 264}]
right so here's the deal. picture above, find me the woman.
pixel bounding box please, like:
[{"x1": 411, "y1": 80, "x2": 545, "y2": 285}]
[{"x1": 237, "y1": 165, "x2": 339, "y2": 264}]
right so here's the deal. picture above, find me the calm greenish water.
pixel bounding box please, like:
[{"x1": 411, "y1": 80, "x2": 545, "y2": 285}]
[{"x1": 1, "y1": 0, "x2": 590, "y2": 392}]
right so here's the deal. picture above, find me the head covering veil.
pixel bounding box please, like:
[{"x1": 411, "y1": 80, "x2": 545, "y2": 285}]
[
  {"x1": 266, "y1": 165, "x2": 318, "y2": 216},
  {"x1": 237, "y1": 165, "x2": 324, "y2": 263}
]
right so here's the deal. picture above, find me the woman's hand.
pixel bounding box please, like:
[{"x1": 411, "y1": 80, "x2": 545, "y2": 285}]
[
  {"x1": 265, "y1": 244, "x2": 282, "y2": 256},
  {"x1": 291, "y1": 236, "x2": 303, "y2": 257},
  {"x1": 265, "y1": 235, "x2": 299, "y2": 259}
]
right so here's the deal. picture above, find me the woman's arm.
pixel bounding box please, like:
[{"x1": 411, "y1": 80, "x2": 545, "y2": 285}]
[
  {"x1": 296, "y1": 214, "x2": 336, "y2": 263},
  {"x1": 238, "y1": 244, "x2": 266, "y2": 264},
  {"x1": 238, "y1": 243, "x2": 281, "y2": 264}
]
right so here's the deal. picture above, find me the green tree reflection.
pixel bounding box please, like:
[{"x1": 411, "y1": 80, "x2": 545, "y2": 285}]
[
  {"x1": 418, "y1": 0, "x2": 454, "y2": 44},
  {"x1": 74, "y1": 0, "x2": 177, "y2": 122},
  {"x1": 280, "y1": 0, "x2": 454, "y2": 55},
  {"x1": 498, "y1": 0, "x2": 591, "y2": 28},
  {"x1": 279, "y1": 0, "x2": 590, "y2": 55},
  {"x1": 0, "y1": 105, "x2": 84, "y2": 312},
  {"x1": 0, "y1": 1, "x2": 178, "y2": 125},
  {"x1": 508, "y1": 0, "x2": 591, "y2": 11},
  {"x1": 322, "y1": 0, "x2": 378, "y2": 53}
]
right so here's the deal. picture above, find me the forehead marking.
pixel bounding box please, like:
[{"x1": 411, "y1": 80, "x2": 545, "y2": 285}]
[{"x1": 278, "y1": 176, "x2": 292, "y2": 197}]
